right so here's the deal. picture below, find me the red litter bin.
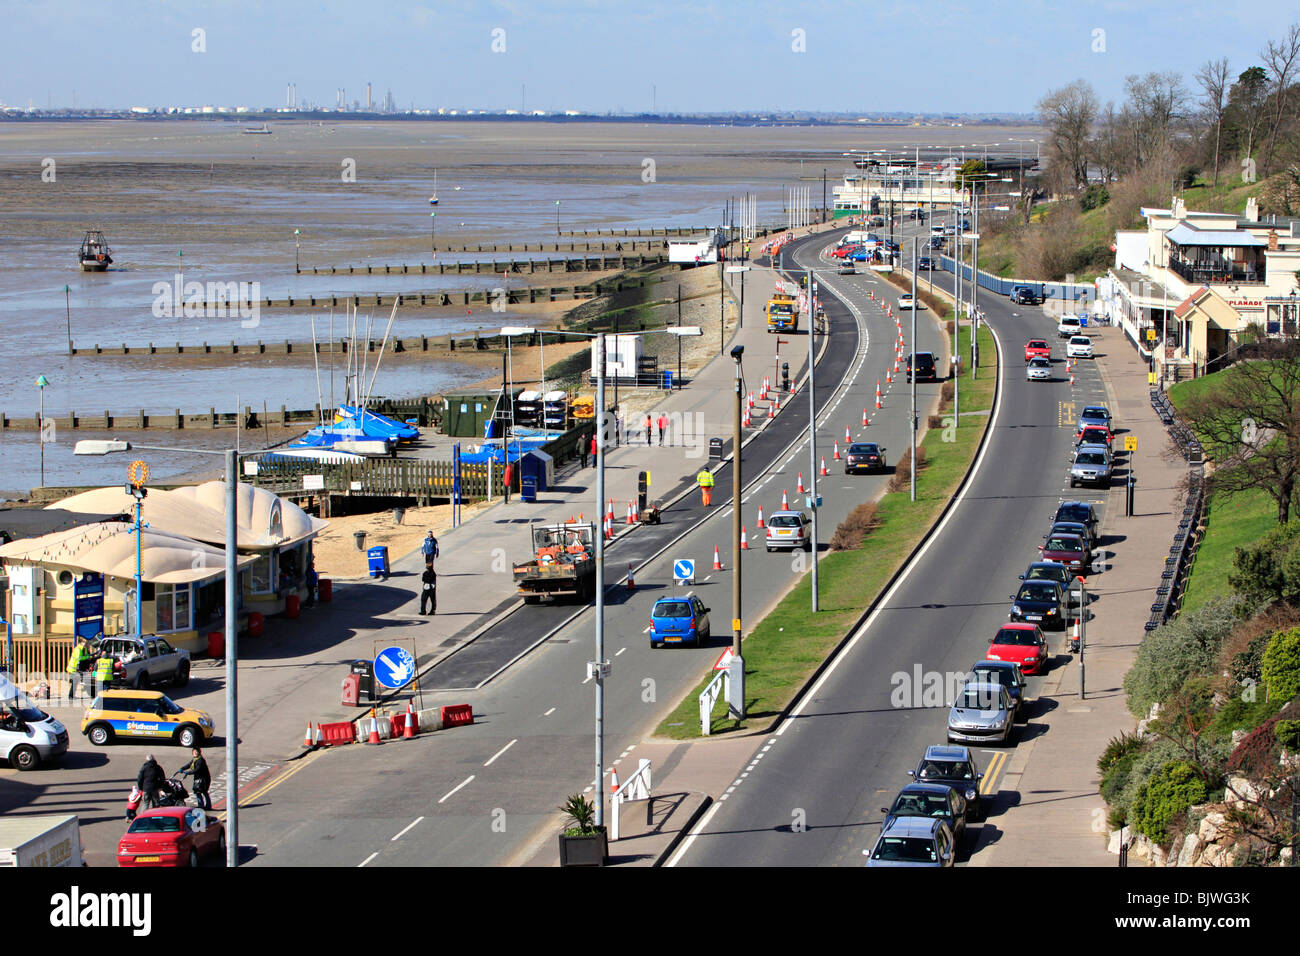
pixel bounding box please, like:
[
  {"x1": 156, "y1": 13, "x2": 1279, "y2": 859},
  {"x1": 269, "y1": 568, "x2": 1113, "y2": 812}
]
[
  {"x1": 207, "y1": 631, "x2": 224, "y2": 658},
  {"x1": 285, "y1": 594, "x2": 301, "y2": 619},
  {"x1": 247, "y1": 612, "x2": 264, "y2": 637},
  {"x1": 318, "y1": 578, "x2": 333, "y2": 602}
]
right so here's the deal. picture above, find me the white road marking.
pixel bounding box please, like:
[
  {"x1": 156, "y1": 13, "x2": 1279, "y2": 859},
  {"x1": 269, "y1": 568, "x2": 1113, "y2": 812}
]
[
  {"x1": 616, "y1": 646, "x2": 628, "y2": 656},
  {"x1": 359, "y1": 852, "x2": 378, "y2": 867},
  {"x1": 542, "y1": 707, "x2": 556, "y2": 717},
  {"x1": 438, "y1": 775, "x2": 476, "y2": 803},
  {"x1": 391, "y1": 816, "x2": 424, "y2": 841},
  {"x1": 483, "y1": 739, "x2": 517, "y2": 767}
]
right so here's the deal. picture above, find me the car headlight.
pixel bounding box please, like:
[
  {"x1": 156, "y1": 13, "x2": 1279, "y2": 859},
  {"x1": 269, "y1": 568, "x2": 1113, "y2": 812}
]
[
  {"x1": 987, "y1": 652, "x2": 1001, "y2": 660},
  {"x1": 199, "y1": 717, "x2": 212, "y2": 728},
  {"x1": 1011, "y1": 605, "x2": 1022, "y2": 615},
  {"x1": 965, "y1": 789, "x2": 977, "y2": 800},
  {"x1": 1046, "y1": 608, "x2": 1057, "y2": 615}
]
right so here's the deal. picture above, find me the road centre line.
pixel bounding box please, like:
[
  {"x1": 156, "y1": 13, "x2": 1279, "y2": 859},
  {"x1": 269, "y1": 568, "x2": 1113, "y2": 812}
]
[
  {"x1": 616, "y1": 646, "x2": 628, "y2": 655},
  {"x1": 484, "y1": 739, "x2": 518, "y2": 767},
  {"x1": 391, "y1": 816, "x2": 424, "y2": 841},
  {"x1": 438, "y1": 774, "x2": 476, "y2": 803},
  {"x1": 358, "y1": 852, "x2": 378, "y2": 867},
  {"x1": 542, "y1": 707, "x2": 556, "y2": 717}
]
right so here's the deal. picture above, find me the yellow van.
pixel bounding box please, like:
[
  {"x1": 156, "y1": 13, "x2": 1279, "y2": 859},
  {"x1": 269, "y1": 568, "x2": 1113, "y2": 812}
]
[{"x1": 81, "y1": 690, "x2": 214, "y2": 748}]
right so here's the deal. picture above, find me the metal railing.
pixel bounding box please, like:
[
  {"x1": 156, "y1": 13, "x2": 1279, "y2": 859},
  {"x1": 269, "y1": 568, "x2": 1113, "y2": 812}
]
[
  {"x1": 608, "y1": 758, "x2": 653, "y2": 842},
  {"x1": 1145, "y1": 389, "x2": 1207, "y2": 632},
  {"x1": 699, "y1": 669, "x2": 729, "y2": 736}
]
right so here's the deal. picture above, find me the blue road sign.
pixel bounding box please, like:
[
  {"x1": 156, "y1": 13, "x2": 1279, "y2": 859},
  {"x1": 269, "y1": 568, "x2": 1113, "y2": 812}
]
[
  {"x1": 673, "y1": 559, "x2": 695, "y2": 583},
  {"x1": 374, "y1": 646, "x2": 416, "y2": 689}
]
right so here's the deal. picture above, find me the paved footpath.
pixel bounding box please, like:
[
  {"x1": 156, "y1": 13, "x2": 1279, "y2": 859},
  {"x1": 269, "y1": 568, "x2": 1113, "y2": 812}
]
[{"x1": 967, "y1": 324, "x2": 1187, "y2": 866}]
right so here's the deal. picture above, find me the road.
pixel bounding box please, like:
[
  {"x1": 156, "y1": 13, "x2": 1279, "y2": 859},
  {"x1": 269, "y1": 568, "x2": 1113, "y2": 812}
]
[
  {"x1": 668, "y1": 263, "x2": 1122, "y2": 866},
  {"x1": 234, "y1": 223, "x2": 953, "y2": 866}
]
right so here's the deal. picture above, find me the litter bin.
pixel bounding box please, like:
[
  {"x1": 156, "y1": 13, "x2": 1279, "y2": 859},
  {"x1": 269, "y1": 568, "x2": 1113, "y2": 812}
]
[
  {"x1": 709, "y1": 437, "x2": 724, "y2": 461},
  {"x1": 349, "y1": 659, "x2": 374, "y2": 704},
  {"x1": 662, "y1": 370, "x2": 674, "y2": 390},
  {"x1": 367, "y1": 546, "x2": 390, "y2": 579},
  {"x1": 520, "y1": 474, "x2": 538, "y2": 503},
  {"x1": 353, "y1": 531, "x2": 368, "y2": 551},
  {"x1": 318, "y1": 578, "x2": 332, "y2": 602}
]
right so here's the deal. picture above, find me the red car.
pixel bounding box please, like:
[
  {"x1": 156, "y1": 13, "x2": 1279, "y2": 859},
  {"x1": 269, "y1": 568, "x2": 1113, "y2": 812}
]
[
  {"x1": 1075, "y1": 425, "x2": 1112, "y2": 448},
  {"x1": 1024, "y1": 339, "x2": 1051, "y2": 363},
  {"x1": 832, "y1": 244, "x2": 860, "y2": 259},
  {"x1": 1039, "y1": 532, "x2": 1091, "y2": 573},
  {"x1": 118, "y1": 807, "x2": 225, "y2": 867},
  {"x1": 987, "y1": 623, "x2": 1049, "y2": 675}
]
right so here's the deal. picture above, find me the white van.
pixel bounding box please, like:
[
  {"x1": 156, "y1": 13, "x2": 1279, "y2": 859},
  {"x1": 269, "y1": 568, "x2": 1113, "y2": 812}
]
[{"x1": 0, "y1": 673, "x2": 69, "y2": 771}]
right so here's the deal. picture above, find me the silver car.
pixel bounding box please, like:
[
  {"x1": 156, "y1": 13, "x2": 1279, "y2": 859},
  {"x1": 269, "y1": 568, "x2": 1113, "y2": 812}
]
[
  {"x1": 1026, "y1": 357, "x2": 1052, "y2": 381},
  {"x1": 947, "y1": 682, "x2": 1014, "y2": 745},
  {"x1": 1069, "y1": 443, "x2": 1112, "y2": 488},
  {"x1": 765, "y1": 510, "x2": 812, "y2": 552},
  {"x1": 864, "y1": 816, "x2": 956, "y2": 867}
]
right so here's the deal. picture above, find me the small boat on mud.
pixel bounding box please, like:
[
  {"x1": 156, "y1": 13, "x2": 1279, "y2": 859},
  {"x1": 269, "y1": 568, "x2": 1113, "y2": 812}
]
[{"x1": 78, "y1": 230, "x2": 113, "y2": 271}]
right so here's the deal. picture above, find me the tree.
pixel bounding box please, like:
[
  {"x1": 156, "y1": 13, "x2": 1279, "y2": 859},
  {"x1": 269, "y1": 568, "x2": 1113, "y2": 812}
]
[
  {"x1": 1180, "y1": 338, "x2": 1300, "y2": 524},
  {"x1": 1261, "y1": 23, "x2": 1300, "y2": 178},
  {"x1": 1195, "y1": 57, "x2": 1232, "y2": 187},
  {"x1": 1229, "y1": 66, "x2": 1270, "y2": 169},
  {"x1": 1124, "y1": 71, "x2": 1188, "y2": 168},
  {"x1": 1037, "y1": 80, "x2": 1098, "y2": 191},
  {"x1": 953, "y1": 158, "x2": 987, "y2": 191}
]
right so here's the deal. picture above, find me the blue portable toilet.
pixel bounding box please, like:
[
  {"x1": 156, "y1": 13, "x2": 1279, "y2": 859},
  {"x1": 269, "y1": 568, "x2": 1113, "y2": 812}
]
[
  {"x1": 367, "y1": 546, "x2": 390, "y2": 579},
  {"x1": 518, "y1": 450, "x2": 554, "y2": 495}
]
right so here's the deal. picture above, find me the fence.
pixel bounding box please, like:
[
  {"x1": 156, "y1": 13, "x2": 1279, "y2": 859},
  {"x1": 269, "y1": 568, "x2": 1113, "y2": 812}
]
[
  {"x1": 1145, "y1": 389, "x2": 1207, "y2": 632},
  {"x1": 609, "y1": 758, "x2": 653, "y2": 842},
  {"x1": 248, "y1": 456, "x2": 504, "y2": 503},
  {"x1": 935, "y1": 254, "x2": 1095, "y2": 304},
  {"x1": 2, "y1": 635, "x2": 75, "y2": 680}
]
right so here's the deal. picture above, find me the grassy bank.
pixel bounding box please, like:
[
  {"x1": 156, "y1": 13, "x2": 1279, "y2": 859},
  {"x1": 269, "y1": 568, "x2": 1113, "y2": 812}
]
[{"x1": 655, "y1": 322, "x2": 997, "y2": 738}]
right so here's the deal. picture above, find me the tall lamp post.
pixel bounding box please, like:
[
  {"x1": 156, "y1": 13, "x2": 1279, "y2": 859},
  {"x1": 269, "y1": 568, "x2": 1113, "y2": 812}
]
[
  {"x1": 730, "y1": 343, "x2": 746, "y2": 719},
  {"x1": 430, "y1": 213, "x2": 436, "y2": 255},
  {"x1": 805, "y1": 268, "x2": 820, "y2": 612},
  {"x1": 76, "y1": 439, "x2": 240, "y2": 869}
]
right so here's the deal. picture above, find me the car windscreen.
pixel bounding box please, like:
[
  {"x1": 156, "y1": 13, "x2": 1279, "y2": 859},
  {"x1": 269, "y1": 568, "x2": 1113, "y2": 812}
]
[
  {"x1": 971, "y1": 669, "x2": 1014, "y2": 690},
  {"x1": 769, "y1": 515, "x2": 801, "y2": 528},
  {"x1": 1029, "y1": 358, "x2": 1050, "y2": 367},
  {"x1": 1028, "y1": 340, "x2": 1047, "y2": 348},
  {"x1": 890, "y1": 793, "x2": 952, "y2": 818},
  {"x1": 1080, "y1": 429, "x2": 1108, "y2": 441},
  {"x1": 1076, "y1": 453, "x2": 1107, "y2": 465},
  {"x1": 1057, "y1": 506, "x2": 1092, "y2": 523},
  {"x1": 652, "y1": 602, "x2": 691, "y2": 617},
  {"x1": 1082, "y1": 407, "x2": 1109, "y2": 418},
  {"x1": 159, "y1": 698, "x2": 184, "y2": 715},
  {"x1": 848, "y1": 444, "x2": 879, "y2": 454},
  {"x1": 1026, "y1": 565, "x2": 1067, "y2": 583},
  {"x1": 957, "y1": 687, "x2": 1005, "y2": 710},
  {"x1": 919, "y1": 760, "x2": 974, "y2": 781},
  {"x1": 1046, "y1": 537, "x2": 1083, "y2": 552},
  {"x1": 995, "y1": 628, "x2": 1040, "y2": 646},
  {"x1": 127, "y1": 816, "x2": 182, "y2": 833},
  {"x1": 872, "y1": 836, "x2": 938, "y2": 862},
  {"x1": 1017, "y1": 583, "x2": 1059, "y2": 601}
]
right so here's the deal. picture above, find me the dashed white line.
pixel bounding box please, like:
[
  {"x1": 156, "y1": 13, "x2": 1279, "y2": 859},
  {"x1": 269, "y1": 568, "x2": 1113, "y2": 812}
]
[
  {"x1": 438, "y1": 774, "x2": 476, "y2": 803},
  {"x1": 483, "y1": 740, "x2": 517, "y2": 767},
  {"x1": 391, "y1": 816, "x2": 424, "y2": 841},
  {"x1": 359, "y1": 852, "x2": 378, "y2": 867},
  {"x1": 616, "y1": 646, "x2": 628, "y2": 656},
  {"x1": 542, "y1": 707, "x2": 556, "y2": 717}
]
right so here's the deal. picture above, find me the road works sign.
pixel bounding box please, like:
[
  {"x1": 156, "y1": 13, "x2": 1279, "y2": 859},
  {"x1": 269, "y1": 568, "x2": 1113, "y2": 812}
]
[
  {"x1": 374, "y1": 646, "x2": 416, "y2": 689},
  {"x1": 673, "y1": 559, "x2": 695, "y2": 584}
]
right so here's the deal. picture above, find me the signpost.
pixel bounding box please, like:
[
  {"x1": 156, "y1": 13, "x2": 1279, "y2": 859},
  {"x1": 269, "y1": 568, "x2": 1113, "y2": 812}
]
[
  {"x1": 673, "y1": 558, "x2": 695, "y2": 585},
  {"x1": 373, "y1": 645, "x2": 416, "y2": 690},
  {"x1": 1124, "y1": 435, "x2": 1137, "y2": 452}
]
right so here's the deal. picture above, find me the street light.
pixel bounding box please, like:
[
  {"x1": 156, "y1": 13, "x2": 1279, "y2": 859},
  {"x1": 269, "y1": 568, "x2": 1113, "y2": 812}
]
[
  {"x1": 76, "y1": 439, "x2": 240, "y2": 869},
  {"x1": 730, "y1": 343, "x2": 746, "y2": 720},
  {"x1": 430, "y1": 212, "x2": 436, "y2": 255}
]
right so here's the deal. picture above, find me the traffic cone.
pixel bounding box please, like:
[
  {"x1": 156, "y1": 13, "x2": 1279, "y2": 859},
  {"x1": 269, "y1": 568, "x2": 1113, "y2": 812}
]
[
  {"x1": 740, "y1": 527, "x2": 750, "y2": 550},
  {"x1": 875, "y1": 384, "x2": 883, "y2": 409},
  {"x1": 773, "y1": 392, "x2": 781, "y2": 411},
  {"x1": 404, "y1": 702, "x2": 417, "y2": 738},
  {"x1": 820, "y1": 456, "x2": 828, "y2": 476},
  {"x1": 782, "y1": 488, "x2": 789, "y2": 509},
  {"x1": 712, "y1": 546, "x2": 723, "y2": 570},
  {"x1": 886, "y1": 367, "x2": 893, "y2": 384},
  {"x1": 606, "y1": 498, "x2": 614, "y2": 523},
  {"x1": 304, "y1": 723, "x2": 314, "y2": 748},
  {"x1": 797, "y1": 472, "x2": 805, "y2": 493},
  {"x1": 627, "y1": 563, "x2": 636, "y2": 591},
  {"x1": 610, "y1": 767, "x2": 620, "y2": 795},
  {"x1": 626, "y1": 501, "x2": 635, "y2": 525},
  {"x1": 833, "y1": 440, "x2": 841, "y2": 460},
  {"x1": 743, "y1": 409, "x2": 752, "y2": 427},
  {"x1": 845, "y1": 425, "x2": 851, "y2": 443},
  {"x1": 862, "y1": 408, "x2": 870, "y2": 426},
  {"x1": 367, "y1": 713, "x2": 381, "y2": 745},
  {"x1": 756, "y1": 505, "x2": 765, "y2": 528},
  {"x1": 605, "y1": 515, "x2": 613, "y2": 540}
]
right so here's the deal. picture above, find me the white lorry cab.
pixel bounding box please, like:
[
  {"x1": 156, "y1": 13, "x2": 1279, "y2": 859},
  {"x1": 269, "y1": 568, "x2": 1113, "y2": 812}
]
[
  {"x1": 0, "y1": 814, "x2": 83, "y2": 866},
  {"x1": 0, "y1": 672, "x2": 70, "y2": 771}
]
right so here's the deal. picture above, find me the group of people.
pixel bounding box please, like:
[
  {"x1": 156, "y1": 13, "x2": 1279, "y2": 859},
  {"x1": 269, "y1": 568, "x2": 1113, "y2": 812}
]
[
  {"x1": 135, "y1": 749, "x2": 211, "y2": 812},
  {"x1": 578, "y1": 413, "x2": 671, "y2": 468},
  {"x1": 420, "y1": 531, "x2": 439, "y2": 615},
  {"x1": 64, "y1": 637, "x2": 118, "y2": 699}
]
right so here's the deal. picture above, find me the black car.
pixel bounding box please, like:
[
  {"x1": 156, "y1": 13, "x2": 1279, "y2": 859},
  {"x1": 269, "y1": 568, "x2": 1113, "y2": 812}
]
[
  {"x1": 928, "y1": 236, "x2": 945, "y2": 250},
  {"x1": 1009, "y1": 579, "x2": 1068, "y2": 630},
  {"x1": 1049, "y1": 520, "x2": 1095, "y2": 551},
  {"x1": 1052, "y1": 501, "x2": 1100, "y2": 542},
  {"x1": 845, "y1": 442, "x2": 887, "y2": 474},
  {"x1": 906, "y1": 352, "x2": 937, "y2": 383},
  {"x1": 1021, "y1": 561, "x2": 1081, "y2": 606},
  {"x1": 881, "y1": 783, "x2": 966, "y2": 844},
  {"x1": 1011, "y1": 286, "x2": 1042, "y2": 305},
  {"x1": 968, "y1": 660, "x2": 1028, "y2": 722},
  {"x1": 917, "y1": 256, "x2": 934, "y2": 270},
  {"x1": 908, "y1": 746, "x2": 986, "y2": 821}
]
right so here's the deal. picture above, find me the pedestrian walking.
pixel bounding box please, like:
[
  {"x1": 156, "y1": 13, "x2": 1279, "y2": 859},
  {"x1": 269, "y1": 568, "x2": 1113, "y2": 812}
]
[
  {"x1": 644, "y1": 413, "x2": 652, "y2": 446},
  {"x1": 137, "y1": 754, "x2": 165, "y2": 811},
  {"x1": 421, "y1": 531, "x2": 439, "y2": 569},
  {"x1": 580, "y1": 435, "x2": 589, "y2": 469},
  {"x1": 177, "y1": 748, "x2": 211, "y2": 810},
  {"x1": 304, "y1": 559, "x2": 319, "y2": 608},
  {"x1": 589, "y1": 433, "x2": 598, "y2": 467},
  {"x1": 420, "y1": 565, "x2": 437, "y2": 615},
  {"x1": 503, "y1": 461, "x2": 514, "y2": 504},
  {"x1": 695, "y1": 467, "x2": 715, "y2": 506},
  {"x1": 616, "y1": 414, "x2": 624, "y2": 446},
  {"x1": 657, "y1": 414, "x2": 667, "y2": 446}
]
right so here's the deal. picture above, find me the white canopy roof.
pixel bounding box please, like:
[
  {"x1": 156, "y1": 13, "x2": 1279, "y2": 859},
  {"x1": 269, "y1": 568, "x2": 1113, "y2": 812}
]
[{"x1": 1167, "y1": 223, "x2": 1266, "y2": 248}]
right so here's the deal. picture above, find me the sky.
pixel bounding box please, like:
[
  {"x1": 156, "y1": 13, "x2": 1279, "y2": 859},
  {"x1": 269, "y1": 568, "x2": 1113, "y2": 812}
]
[{"x1": 1, "y1": 0, "x2": 1297, "y2": 115}]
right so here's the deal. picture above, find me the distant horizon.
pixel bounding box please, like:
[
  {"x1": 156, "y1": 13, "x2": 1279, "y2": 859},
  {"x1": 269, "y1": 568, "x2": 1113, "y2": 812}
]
[{"x1": 1, "y1": 0, "x2": 1292, "y2": 115}]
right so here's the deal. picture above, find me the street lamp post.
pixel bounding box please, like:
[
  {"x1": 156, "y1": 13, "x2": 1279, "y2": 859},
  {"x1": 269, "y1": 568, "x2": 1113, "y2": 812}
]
[
  {"x1": 65, "y1": 286, "x2": 72, "y2": 355},
  {"x1": 806, "y1": 268, "x2": 820, "y2": 613},
  {"x1": 911, "y1": 239, "x2": 918, "y2": 501},
  {"x1": 430, "y1": 213, "x2": 436, "y2": 255},
  {"x1": 76, "y1": 440, "x2": 240, "y2": 868},
  {"x1": 1077, "y1": 575, "x2": 1087, "y2": 700},
  {"x1": 730, "y1": 343, "x2": 745, "y2": 719}
]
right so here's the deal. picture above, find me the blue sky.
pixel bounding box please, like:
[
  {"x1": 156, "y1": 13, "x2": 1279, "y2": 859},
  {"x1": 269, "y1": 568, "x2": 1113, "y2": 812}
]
[{"x1": 2, "y1": 0, "x2": 1295, "y2": 113}]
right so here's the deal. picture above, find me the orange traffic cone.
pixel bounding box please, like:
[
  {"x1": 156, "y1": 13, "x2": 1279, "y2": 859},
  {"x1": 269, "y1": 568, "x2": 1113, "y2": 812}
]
[
  {"x1": 367, "y1": 713, "x2": 381, "y2": 745},
  {"x1": 862, "y1": 409, "x2": 870, "y2": 426},
  {"x1": 304, "y1": 723, "x2": 314, "y2": 748},
  {"x1": 756, "y1": 506, "x2": 765, "y2": 528},
  {"x1": 404, "y1": 702, "x2": 417, "y2": 738},
  {"x1": 820, "y1": 456, "x2": 828, "y2": 476},
  {"x1": 712, "y1": 546, "x2": 723, "y2": 570},
  {"x1": 833, "y1": 440, "x2": 841, "y2": 460},
  {"x1": 797, "y1": 472, "x2": 805, "y2": 493},
  {"x1": 627, "y1": 563, "x2": 636, "y2": 591},
  {"x1": 605, "y1": 515, "x2": 613, "y2": 539},
  {"x1": 773, "y1": 392, "x2": 781, "y2": 411},
  {"x1": 740, "y1": 527, "x2": 749, "y2": 550},
  {"x1": 844, "y1": 425, "x2": 851, "y2": 443},
  {"x1": 610, "y1": 767, "x2": 620, "y2": 795},
  {"x1": 626, "y1": 502, "x2": 635, "y2": 525},
  {"x1": 887, "y1": 367, "x2": 893, "y2": 384},
  {"x1": 782, "y1": 488, "x2": 789, "y2": 509}
]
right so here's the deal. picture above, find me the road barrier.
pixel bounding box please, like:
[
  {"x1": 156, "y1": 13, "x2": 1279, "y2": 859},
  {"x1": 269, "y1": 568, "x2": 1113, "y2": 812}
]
[
  {"x1": 319, "y1": 720, "x2": 358, "y2": 746},
  {"x1": 699, "y1": 670, "x2": 729, "y2": 736},
  {"x1": 440, "y1": 704, "x2": 474, "y2": 727},
  {"x1": 609, "y1": 758, "x2": 653, "y2": 842}
]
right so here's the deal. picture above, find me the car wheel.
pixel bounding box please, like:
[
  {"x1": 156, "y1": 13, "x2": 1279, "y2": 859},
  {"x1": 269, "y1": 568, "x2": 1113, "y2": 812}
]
[
  {"x1": 188, "y1": 848, "x2": 199, "y2": 868},
  {"x1": 173, "y1": 662, "x2": 190, "y2": 687},
  {"x1": 11, "y1": 745, "x2": 39, "y2": 771},
  {"x1": 88, "y1": 724, "x2": 113, "y2": 746},
  {"x1": 766, "y1": 546, "x2": 773, "y2": 553},
  {"x1": 218, "y1": 829, "x2": 227, "y2": 862},
  {"x1": 177, "y1": 725, "x2": 200, "y2": 749},
  {"x1": 651, "y1": 641, "x2": 660, "y2": 649},
  {"x1": 134, "y1": 671, "x2": 149, "y2": 690},
  {"x1": 803, "y1": 539, "x2": 812, "y2": 552}
]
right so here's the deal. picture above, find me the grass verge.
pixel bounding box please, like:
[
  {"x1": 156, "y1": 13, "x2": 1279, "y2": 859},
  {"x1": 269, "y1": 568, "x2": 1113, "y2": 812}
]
[{"x1": 654, "y1": 322, "x2": 997, "y2": 738}]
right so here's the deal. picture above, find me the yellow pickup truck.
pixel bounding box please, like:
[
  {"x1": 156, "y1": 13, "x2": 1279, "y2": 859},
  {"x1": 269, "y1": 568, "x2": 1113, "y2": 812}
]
[{"x1": 765, "y1": 294, "x2": 800, "y2": 333}]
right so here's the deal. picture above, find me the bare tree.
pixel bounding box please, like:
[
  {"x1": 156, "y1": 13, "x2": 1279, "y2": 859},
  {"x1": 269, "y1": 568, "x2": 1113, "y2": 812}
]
[
  {"x1": 1196, "y1": 57, "x2": 1232, "y2": 186},
  {"x1": 1124, "y1": 71, "x2": 1188, "y2": 167},
  {"x1": 1261, "y1": 23, "x2": 1300, "y2": 178},
  {"x1": 1037, "y1": 80, "x2": 1098, "y2": 191},
  {"x1": 1180, "y1": 339, "x2": 1300, "y2": 525},
  {"x1": 1092, "y1": 100, "x2": 1125, "y2": 183},
  {"x1": 1230, "y1": 66, "x2": 1270, "y2": 167}
]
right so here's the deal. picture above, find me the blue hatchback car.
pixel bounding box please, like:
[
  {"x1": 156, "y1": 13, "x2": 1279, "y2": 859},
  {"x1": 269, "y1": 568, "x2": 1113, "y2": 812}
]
[{"x1": 650, "y1": 594, "x2": 711, "y2": 648}]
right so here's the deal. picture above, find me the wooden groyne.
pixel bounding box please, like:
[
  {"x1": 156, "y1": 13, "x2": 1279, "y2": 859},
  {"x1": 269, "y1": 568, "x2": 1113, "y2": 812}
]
[{"x1": 297, "y1": 251, "x2": 667, "y2": 277}]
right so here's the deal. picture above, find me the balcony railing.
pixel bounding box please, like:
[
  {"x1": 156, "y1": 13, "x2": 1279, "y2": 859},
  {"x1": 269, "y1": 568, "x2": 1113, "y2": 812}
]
[{"x1": 1168, "y1": 257, "x2": 1262, "y2": 285}]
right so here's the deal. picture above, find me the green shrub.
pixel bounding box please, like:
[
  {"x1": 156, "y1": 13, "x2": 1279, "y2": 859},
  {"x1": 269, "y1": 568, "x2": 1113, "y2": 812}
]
[
  {"x1": 1210, "y1": 690, "x2": 1282, "y2": 739},
  {"x1": 1123, "y1": 600, "x2": 1240, "y2": 717},
  {"x1": 1100, "y1": 748, "x2": 1142, "y2": 824},
  {"x1": 1228, "y1": 521, "x2": 1300, "y2": 609},
  {"x1": 1275, "y1": 719, "x2": 1300, "y2": 751},
  {"x1": 1261, "y1": 626, "x2": 1300, "y2": 703},
  {"x1": 1098, "y1": 731, "x2": 1144, "y2": 774},
  {"x1": 1131, "y1": 761, "x2": 1208, "y2": 846},
  {"x1": 1080, "y1": 184, "x2": 1110, "y2": 211},
  {"x1": 1229, "y1": 633, "x2": 1271, "y2": 685}
]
